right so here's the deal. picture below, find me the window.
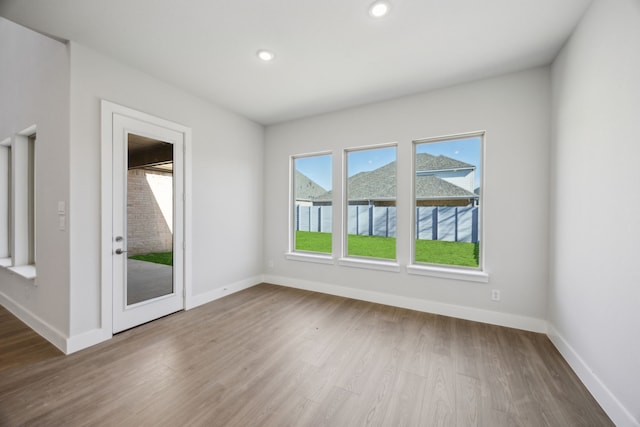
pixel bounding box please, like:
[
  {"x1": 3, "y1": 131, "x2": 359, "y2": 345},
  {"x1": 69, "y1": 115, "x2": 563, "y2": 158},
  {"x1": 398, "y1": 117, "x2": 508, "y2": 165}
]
[
  {"x1": 27, "y1": 134, "x2": 35, "y2": 265},
  {"x1": 287, "y1": 136, "x2": 485, "y2": 279},
  {"x1": 0, "y1": 138, "x2": 10, "y2": 262},
  {"x1": 345, "y1": 145, "x2": 397, "y2": 260},
  {"x1": 292, "y1": 153, "x2": 332, "y2": 254},
  {"x1": 2, "y1": 126, "x2": 37, "y2": 278},
  {"x1": 413, "y1": 133, "x2": 483, "y2": 269}
]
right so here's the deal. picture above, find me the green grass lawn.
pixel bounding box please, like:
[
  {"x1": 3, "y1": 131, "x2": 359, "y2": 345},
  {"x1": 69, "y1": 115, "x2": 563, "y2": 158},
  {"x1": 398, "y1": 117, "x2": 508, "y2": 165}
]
[
  {"x1": 415, "y1": 239, "x2": 479, "y2": 267},
  {"x1": 295, "y1": 231, "x2": 332, "y2": 253},
  {"x1": 295, "y1": 231, "x2": 479, "y2": 267},
  {"x1": 130, "y1": 251, "x2": 173, "y2": 266},
  {"x1": 348, "y1": 235, "x2": 396, "y2": 260}
]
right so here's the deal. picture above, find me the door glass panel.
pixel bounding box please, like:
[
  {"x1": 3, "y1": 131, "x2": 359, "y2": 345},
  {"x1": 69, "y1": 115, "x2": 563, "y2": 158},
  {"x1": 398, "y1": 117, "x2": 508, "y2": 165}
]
[{"x1": 126, "y1": 134, "x2": 174, "y2": 305}]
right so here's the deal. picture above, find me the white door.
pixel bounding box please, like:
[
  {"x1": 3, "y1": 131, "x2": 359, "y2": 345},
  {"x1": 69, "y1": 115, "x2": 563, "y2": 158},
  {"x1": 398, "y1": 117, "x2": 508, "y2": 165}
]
[{"x1": 112, "y1": 114, "x2": 184, "y2": 333}]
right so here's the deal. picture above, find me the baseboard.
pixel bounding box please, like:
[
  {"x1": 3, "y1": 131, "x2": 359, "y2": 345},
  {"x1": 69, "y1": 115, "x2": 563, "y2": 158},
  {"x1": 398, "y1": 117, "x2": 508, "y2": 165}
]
[
  {"x1": 66, "y1": 328, "x2": 112, "y2": 355},
  {"x1": 548, "y1": 325, "x2": 639, "y2": 427},
  {"x1": 0, "y1": 291, "x2": 68, "y2": 354},
  {"x1": 186, "y1": 275, "x2": 262, "y2": 310},
  {"x1": 263, "y1": 274, "x2": 547, "y2": 333}
]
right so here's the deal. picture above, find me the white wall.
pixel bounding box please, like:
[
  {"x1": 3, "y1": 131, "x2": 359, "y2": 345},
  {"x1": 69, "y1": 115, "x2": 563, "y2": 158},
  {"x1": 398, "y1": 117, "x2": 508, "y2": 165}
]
[
  {"x1": 0, "y1": 17, "x2": 71, "y2": 350},
  {"x1": 264, "y1": 67, "x2": 551, "y2": 331},
  {"x1": 69, "y1": 43, "x2": 264, "y2": 342},
  {"x1": 549, "y1": 0, "x2": 640, "y2": 425}
]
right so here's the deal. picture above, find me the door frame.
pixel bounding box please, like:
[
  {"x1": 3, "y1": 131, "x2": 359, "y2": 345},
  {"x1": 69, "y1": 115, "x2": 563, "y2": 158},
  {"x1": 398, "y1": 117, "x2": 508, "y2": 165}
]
[{"x1": 101, "y1": 100, "x2": 192, "y2": 335}]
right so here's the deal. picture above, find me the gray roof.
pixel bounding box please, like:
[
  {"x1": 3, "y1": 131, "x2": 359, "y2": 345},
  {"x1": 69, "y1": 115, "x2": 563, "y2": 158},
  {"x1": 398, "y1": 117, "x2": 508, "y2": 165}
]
[
  {"x1": 295, "y1": 170, "x2": 327, "y2": 201},
  {"x1": 298, "y1": 155, "x2": 477, "y2": 203},
  {"x1": 416, "y1": 153, "x2": 474, "y2": 171},
  {"x1": 314, "y1": 190, "x2": 333, "y2": 202},
  {"x1": 348, "y1": 161, "x2": 397, "y2": 201},
  {"x1": 347, "y1": 159, "x2": 475, "y2": 202}
]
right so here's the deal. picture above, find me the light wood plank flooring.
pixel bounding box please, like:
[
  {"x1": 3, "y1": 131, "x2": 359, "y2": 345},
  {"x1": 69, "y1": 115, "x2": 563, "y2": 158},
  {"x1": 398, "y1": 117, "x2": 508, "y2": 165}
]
[
  {"x1": 0, "y1": 283, "x2": 613, "y2": 426},
  {"x1": 0, "y1": 306, "x2": 63, "y2": 372}
]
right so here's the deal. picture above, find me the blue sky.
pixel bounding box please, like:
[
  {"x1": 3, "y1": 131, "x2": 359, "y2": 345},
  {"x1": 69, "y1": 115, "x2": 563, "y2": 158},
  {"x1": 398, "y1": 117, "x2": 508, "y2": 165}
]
[
  {"x1": 295, "y1": 154, "x2": 333, "y2": 191},
  {"x1": 295, "y1": 136, "x2": 482, "y2": 190}
]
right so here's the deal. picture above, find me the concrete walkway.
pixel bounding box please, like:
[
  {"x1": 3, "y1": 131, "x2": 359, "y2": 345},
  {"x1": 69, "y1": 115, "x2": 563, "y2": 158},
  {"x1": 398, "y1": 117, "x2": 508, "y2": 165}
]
[{"x1": 127, "y1": 259, "x2": 173, "y2": 305}]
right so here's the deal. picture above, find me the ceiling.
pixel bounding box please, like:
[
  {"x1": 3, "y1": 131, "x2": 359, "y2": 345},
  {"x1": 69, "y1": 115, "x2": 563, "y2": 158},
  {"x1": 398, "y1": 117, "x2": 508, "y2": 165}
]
[
  {"x1": 0, "y1": 0, "x2": 591, "y2": 125},
  {"x1": 128, "y1": 133, "x2": 173, "y2": 171}
]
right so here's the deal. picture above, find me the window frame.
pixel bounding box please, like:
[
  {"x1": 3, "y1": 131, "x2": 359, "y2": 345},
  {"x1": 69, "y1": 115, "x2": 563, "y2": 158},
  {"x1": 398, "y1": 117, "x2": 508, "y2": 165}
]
[
  {"x1": 0, "y1": 137, "x2": 11, "y2": 266},
  {"x1": 286, "y1": 150, "x2": 335, "y2": 263},
  {"x1": 1, "y1": 125, "x2": 38, "y2": 279},
  {"x1": 408, "y1": 131, "x2": 488, "y2": 282}
]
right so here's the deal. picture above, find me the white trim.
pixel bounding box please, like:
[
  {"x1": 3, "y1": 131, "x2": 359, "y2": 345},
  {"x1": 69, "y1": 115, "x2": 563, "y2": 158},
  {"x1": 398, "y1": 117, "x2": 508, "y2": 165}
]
[
  {"x1": 66, "y1": 328, "x2": 112, "y2": 355},
  {"x1": 0, "y1": 290, "x2": 67, "y2": 353},
  {"x1": 100, "y1": 102, "x2": 114, "y2": 338},
  {"x1": 548, "y1": 325, "x2": 640, "y2": 427},
  {"x1": 186, "y1": 275, "x2": 261, "y2": 310},
  {"x1": 264, "y1": 274, "x2": 546, "y2": 333},
  {"x1": 413, "y1": 130, "x2": 486, "y2": 145},
  {"x1": 285, "y1": 252, "x2": 334, "y2": 264},
  {"x1": 288, "y1": 155, "x2": 294, "y2": 254},
  {"x1": 0, "y1": 143, "x2": 9, "y2": 259},
  {"x1": 337, "y1": 257, "x2": 401, "y2": 272},
  {"x1": 183, "y1": 127, "x2": 193, "y2": 313},
  {"x1": 407, "y1": 263, "x2": 488, "y2": 283},
  {"x1": 17, "y1": 124, "x2": 37, "y2": 137},
  {"x1": 0, "y1": 257, "x2": 11, "y2": 267},
  {"x1": 8, "y1": 264, "x2": 36, "y2": 280},
  {"x1": 10, "y1": 130, "x2": 37, "y2": 269}
]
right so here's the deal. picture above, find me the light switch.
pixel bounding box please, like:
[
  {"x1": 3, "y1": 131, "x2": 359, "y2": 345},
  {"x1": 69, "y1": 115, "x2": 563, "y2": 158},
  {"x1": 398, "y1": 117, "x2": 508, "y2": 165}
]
[
  {"x1": 57, "y1": 201, "x2": 65, "y2": 214},
  {"x1": 59, "y1": 215, "x2": 65, "y2": 231}
]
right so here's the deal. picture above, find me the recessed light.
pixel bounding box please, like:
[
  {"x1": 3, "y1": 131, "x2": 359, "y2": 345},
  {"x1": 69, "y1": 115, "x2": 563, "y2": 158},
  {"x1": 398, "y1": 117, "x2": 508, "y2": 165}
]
[
  {"x1": 369, "y1": 0, "x2": 390, "y2": 18},
  {"x1": 257, "y1": 49, "x2": 275, "y2": 62}
]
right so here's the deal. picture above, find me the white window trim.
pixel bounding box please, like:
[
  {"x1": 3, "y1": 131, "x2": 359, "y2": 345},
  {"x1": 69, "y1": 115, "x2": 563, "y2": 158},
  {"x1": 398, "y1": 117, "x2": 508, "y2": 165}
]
[
  {"x1": 410, "y1": 131, "x2": 486, "y2": 278},
  {"x1": 285, "y1": 252, "x2": 335, "y2": 265},
  {"x1": 15, "y1": 127, "x2": 36, "y2": 268},
  {"x1": 342, "y1": 142, "x2": 398, "y2": 266},
  {"x1": 406, "y1": 263, "x2": 488, "y2": 283},
  {"x1": 338, "y1": 257, "x2": 401, "y2": 272},
  {"x1": 3, "y1": 126, "x2": 38, "y2": 279},
  {"x1": 289, "y1": 151, "x2": 334, "y2": 259},
  {"x1": 8, "y1": 264, "x2": 37, "y2": 280},
  {"x1": 0, "y1": 137, "x2": 10, "y2": 261}
]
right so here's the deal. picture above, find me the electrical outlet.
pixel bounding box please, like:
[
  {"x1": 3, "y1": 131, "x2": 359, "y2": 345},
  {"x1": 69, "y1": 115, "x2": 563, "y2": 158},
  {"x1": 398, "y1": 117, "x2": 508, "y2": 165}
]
[{"x1": 491, "y1": 289, "x2": 501, "y2": 302}]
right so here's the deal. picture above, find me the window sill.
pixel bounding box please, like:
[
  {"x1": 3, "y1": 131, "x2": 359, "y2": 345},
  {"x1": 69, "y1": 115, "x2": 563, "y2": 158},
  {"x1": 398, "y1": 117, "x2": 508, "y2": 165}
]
[
  {"x1": 285, "y1": 252, "x2": 335, "y2": 265},
  {"x1": 338, "y1": 257, "x2": 401, "y2": 273},
  {"x1": 407, "y1": 264, "x2": 488, "y2": 283},
  {"x1": 0, "y1": 257, "x2": 11, "y2": 268},
  {"x1": 8, "y1": 264, "x2": 37, "y2": 280}
]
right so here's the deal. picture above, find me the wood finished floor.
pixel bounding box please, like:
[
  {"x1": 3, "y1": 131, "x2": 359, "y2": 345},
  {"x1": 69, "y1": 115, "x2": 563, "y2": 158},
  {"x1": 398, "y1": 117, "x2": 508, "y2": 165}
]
[
  {"x1": 0, "y1": 306, "x2": 64, "y2": 372},
  {"x1": 0, "y1": 283, "x2": 612, "y2": 426}
]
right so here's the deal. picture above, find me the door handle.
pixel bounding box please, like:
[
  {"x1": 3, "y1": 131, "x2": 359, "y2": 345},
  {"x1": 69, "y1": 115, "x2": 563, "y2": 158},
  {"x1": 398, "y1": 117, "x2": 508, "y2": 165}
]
[{"x1": 115, "y1": 248, "x2": 128, "y2": 255}]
